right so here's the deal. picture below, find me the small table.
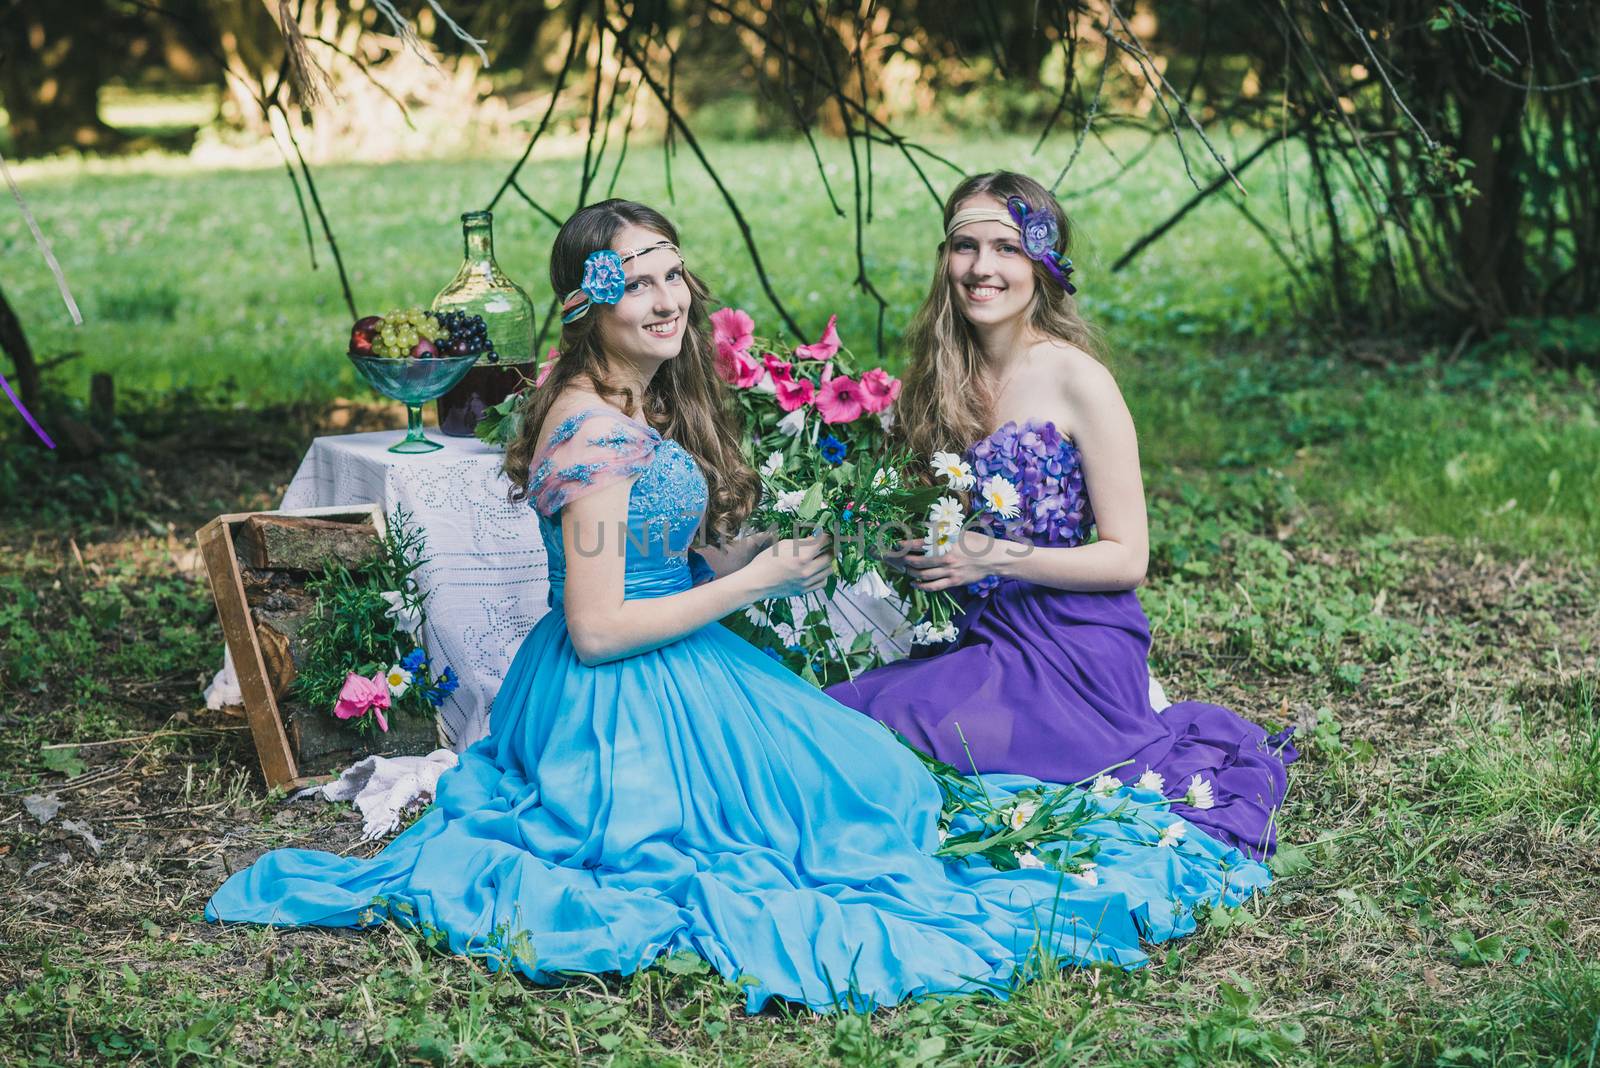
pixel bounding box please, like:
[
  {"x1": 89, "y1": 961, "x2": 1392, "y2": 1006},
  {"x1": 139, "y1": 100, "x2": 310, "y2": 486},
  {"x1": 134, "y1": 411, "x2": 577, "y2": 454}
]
[{"x1": 259, "y1": 430, "x2": 915, "y2": 750}]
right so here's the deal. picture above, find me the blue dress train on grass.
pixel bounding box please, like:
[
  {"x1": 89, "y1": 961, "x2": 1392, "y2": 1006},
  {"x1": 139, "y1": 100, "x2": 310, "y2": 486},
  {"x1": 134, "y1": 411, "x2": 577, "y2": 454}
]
[{"x1": 205, "y1": 407, "x2": 1271, "y2": 1013}]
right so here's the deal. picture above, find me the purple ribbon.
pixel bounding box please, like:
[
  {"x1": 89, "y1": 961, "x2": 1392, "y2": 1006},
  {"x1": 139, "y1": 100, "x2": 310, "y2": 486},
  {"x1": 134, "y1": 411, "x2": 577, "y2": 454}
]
[{"x1": 1, "y1": 369, "x2": 55, "y2": 448}]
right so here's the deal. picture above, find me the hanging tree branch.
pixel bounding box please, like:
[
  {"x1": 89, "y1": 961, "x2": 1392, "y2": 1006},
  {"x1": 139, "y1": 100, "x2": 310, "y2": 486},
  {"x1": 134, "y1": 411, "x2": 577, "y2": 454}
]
[{"x1": 606, "y1": 13, "x2": 804, "y2": 338}]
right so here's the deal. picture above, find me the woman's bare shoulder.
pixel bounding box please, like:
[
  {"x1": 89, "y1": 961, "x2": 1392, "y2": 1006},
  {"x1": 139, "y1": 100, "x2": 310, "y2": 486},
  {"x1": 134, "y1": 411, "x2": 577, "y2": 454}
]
[{"x1": 1030, "y1": 337, "x2": 1122, "y2": 407}]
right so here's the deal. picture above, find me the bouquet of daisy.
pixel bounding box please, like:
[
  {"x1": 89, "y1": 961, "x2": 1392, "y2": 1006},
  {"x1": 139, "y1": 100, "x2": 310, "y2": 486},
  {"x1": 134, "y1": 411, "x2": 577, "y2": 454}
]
[
  {"x1": 296, "y1": 509, "x2": 459, "y2": 735},
  {"x1": 911, "y1": 743, "x2": 1221, "y2": 877}
]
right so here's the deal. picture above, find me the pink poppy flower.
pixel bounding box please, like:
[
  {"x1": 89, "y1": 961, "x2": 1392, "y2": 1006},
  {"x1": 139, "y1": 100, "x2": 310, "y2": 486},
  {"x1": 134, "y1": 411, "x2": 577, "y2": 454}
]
[
  {"x1": 858, "y1": 368, "x2": 901, "y2": 413},
  {"x1": 794, "y1": 314, "x2": 841, "y2": 361},
  {"x1": 815, "y1": 374, "x2": 866, "y2": 424},
  {"x1": 711, "y1": 307, "x2": 754, "y2": 360},
  {"x1": 535, "y1": 347, "x2": 559, "y2": 388},
  {"x1": 334, "y1": 671, "x2": 392, "y2": 732},
  {"x1": 762, "y1": 352, "x2": 794, "y2": 384},
  {"x1": 715, "y1": 346, "x2": 765, "y2": 389},
  {"x1": 775, "y1": 376, "x2": 815, "y2": 412}
]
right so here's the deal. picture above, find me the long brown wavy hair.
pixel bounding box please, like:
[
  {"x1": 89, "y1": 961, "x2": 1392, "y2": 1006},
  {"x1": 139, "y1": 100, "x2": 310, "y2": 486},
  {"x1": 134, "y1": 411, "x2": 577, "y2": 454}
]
[
  {"x1": 896, "y1": 171, "x2": 1099, "y2": 464},
  {"x1": 503, "y1": 199, "x2": 757, "y2": 542}
]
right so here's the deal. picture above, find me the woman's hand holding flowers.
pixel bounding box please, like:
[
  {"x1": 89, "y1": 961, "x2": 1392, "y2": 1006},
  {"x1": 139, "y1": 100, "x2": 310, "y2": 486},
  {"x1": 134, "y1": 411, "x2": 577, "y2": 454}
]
[{"x1": 892, "y1": 531, "x2": 1005, "y2": 592}]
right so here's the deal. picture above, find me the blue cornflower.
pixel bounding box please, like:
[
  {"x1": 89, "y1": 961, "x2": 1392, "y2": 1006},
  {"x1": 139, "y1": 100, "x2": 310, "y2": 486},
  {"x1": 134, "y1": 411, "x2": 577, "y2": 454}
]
[
  {"x1": 400, "y1": 648, "x2": 427, "y2": 673},
  {"x1": 426, "y1": 666, "x2": 460, "y2": 707},
  {"x1": 819, "y1": 434, "x2": 847, "y2": 464},
  {"x1": 763, "y1": 646, "x2": 783, "y2": 662}
]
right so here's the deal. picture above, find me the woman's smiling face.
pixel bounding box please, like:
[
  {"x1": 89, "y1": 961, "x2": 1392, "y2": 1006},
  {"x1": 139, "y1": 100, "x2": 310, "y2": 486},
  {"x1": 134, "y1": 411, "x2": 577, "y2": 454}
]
[
  {"x1": 945, "y1": 195, "x2": 1036, "y2": 327},
  {"x1": 596, "y1": 223, "x2": 691, "y2": 364}
]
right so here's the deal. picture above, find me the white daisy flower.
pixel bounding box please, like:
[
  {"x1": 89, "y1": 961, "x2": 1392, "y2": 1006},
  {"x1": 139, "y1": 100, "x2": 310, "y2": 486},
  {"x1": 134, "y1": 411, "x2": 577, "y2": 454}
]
[
  {"x1": 1136, "y1": 769, "x2": 1166, "y2": 793},
  {"x1": 1016, "y1": 851, "x2": 1046, "y2": 870},
  {"x1": 1071, "y1": 863, "x2": 1100, "y2": 887},
  {"x1": 1089, "y1": 774, "x2": 1122, "y2": 798},
  {"x1": 1007, "y1": 799, "x2": 1040, "y2": 831},
  {"x1": 774, "y1": 489, "x2": 806, "y2": 514},
  {"x1": 870, "y1": 467, "x2": 901, "y2": 493},
  {"x1": 760, "y1": 451, "x2": 785, "y2": 477},
  {"x1": 927, "y1": 520, "x2": 961, "y2": 557},
  {"x1": 1183, "y1": 774, "x2": 1216, "y2": 810},
  {"x1": 930, "y1": 451, "x2": 976, "y2": 491},
  {"x1": 381, "y1": 590, "x2": 422, "y2": 636},
  {"x1": 776, "y1": 409, "x2": 806, "y2": 437},
  {"x1": 928, "y1": 495, "x2": 965, "y2": 528},
  {"x1": 744, "y1": 604, "x2": 769, "y2": 627},
  {"x1": 979, "y1": 474, "x2": 1021, "y2": 520},
  {"x1": 1157, "y1": 822, "x2": 1188, "y2": 848},
  {"x1": 384, "y1": 665, "x2": 413, "y2": 699}
]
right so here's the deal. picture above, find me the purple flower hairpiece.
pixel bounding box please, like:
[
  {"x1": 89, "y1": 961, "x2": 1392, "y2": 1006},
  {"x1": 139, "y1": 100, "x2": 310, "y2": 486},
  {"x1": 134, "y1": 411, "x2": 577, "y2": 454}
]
[{"x1": 1005, "y1": 196, "x2": 1077, "y2": 295}]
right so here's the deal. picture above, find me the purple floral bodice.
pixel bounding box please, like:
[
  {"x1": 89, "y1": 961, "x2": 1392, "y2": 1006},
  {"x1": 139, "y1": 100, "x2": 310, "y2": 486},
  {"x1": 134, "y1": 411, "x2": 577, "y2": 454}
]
[{"x1": 965, "y1": 419, "x2": 1093, "y2": 597}]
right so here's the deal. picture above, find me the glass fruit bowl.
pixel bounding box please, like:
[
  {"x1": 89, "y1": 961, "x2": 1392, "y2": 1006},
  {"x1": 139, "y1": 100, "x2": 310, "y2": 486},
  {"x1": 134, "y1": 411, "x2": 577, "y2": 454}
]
[{"x1": 348, "y1": 353, "x2": 482, "y2": 454}]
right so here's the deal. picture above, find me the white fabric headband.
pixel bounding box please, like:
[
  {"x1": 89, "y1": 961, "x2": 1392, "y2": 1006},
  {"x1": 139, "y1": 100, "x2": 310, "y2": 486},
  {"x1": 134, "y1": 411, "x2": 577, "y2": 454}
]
[{"x1": 944, "y1": 207, "x2": 1019, "y2": 239}]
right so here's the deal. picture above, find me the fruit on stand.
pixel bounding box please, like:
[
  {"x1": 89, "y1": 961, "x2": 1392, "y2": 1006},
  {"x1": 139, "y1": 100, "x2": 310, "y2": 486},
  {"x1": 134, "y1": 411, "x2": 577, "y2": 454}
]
[
  {"x1": 348, "y1": 315, "x2": 383, "y2": 355},
  {"x1": 346, "y1": 308, "x2": 496, "y2": 361}
]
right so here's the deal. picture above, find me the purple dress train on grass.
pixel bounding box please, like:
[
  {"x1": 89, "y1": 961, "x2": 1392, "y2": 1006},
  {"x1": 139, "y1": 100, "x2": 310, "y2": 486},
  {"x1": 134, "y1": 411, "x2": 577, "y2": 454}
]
[{"x1": 826, "y1": 418, "x2": 1297, "y2": 860}]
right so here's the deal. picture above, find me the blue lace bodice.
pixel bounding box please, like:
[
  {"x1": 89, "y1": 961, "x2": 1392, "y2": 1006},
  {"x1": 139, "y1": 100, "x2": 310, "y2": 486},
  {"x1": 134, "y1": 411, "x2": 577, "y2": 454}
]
[{"x1": 528, "y1": 408, "x2": 710, "y2": 604}]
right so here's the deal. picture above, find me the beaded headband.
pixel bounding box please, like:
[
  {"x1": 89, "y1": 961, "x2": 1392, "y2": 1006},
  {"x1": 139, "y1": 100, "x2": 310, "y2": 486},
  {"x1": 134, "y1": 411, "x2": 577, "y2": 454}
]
[
  {"x1": 560, "y1": 240, "x2": 682, "y2": 324},
  {"x1": 944, "y1": 196, "x2": 1076, "y2": 294}
]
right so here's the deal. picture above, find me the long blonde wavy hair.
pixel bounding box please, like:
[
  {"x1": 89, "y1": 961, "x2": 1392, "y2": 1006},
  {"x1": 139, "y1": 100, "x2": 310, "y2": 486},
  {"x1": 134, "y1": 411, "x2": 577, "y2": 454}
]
[
  {"x1": 897, "y1": 171, "x2": 1099, "y2": 464},
  {"x1": 503, "y1": 199, "x2": 758, "y2": 543}
]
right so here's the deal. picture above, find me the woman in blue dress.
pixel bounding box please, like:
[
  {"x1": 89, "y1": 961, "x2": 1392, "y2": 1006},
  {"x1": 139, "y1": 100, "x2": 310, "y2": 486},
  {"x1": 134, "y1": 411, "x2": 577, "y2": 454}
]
[{"x1": 205, "y1": 199, "x2": 1271, "y2": 1013}]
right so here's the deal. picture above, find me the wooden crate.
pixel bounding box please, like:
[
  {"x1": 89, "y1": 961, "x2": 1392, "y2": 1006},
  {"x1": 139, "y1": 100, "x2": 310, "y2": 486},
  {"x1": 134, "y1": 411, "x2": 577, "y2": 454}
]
[{"x1": 196, "y1": 504, "x2": 441, "y2": 790}]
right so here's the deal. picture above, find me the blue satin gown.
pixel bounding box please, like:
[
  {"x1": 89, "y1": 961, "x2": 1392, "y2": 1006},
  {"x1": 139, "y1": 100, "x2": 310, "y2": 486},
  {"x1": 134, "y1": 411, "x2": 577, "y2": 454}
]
[{"x1": 206, "y1": 406, "x2": 1271, "y2": 1013}]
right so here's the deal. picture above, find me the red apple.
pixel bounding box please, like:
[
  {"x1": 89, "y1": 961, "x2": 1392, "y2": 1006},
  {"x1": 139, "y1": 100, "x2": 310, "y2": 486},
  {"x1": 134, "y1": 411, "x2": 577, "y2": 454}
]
[
  {"x1": 348, "y1": 315, "x2": 382, "y2": 355},
  {"x1": 409, "y1": 337, "x2": 439, "y2": 359}
]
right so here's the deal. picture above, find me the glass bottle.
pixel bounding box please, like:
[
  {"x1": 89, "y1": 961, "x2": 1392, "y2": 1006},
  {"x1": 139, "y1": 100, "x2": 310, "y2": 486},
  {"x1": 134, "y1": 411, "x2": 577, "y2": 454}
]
[{"x1": 431, "y1": 211, "x2": 537, "y2": 436}]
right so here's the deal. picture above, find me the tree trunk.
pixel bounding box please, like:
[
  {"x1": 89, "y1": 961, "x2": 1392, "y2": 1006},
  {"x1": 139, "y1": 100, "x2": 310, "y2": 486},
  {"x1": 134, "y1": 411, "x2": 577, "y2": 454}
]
[
  {"x1": 0, "y1": 0, "x2": 126, "y2": 156},
  {"x1": 1453, "y1": 77, "x2": 1528, "y2": 331},
  {"x1": 0, "y1": 284, "x2": 41, "y2": 411}
]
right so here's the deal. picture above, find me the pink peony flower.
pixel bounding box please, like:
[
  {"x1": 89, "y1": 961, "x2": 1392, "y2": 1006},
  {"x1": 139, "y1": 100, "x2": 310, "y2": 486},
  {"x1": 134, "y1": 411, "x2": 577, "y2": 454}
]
[
  {"x1": 334, "y1": 670, "x2": 391, "y2": 732},
  {"x1": 793, "y1": 314, "x2": 841, "y2": 361},
  {"x1": 775, "y1": 376, "x2": 815, "y2": 412},
  {"x1": 858, "y1": 368, "x2": 901, "y2": 413},
  {"x1": 815, "y1": 374, "x2": 866, "y2": 424}
]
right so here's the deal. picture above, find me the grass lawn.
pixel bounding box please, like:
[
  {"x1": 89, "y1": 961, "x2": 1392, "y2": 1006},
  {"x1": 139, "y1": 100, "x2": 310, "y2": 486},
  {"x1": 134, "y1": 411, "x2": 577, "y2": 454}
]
[{"x1": 1, "y1": 138, "x2": 1597, "y2": 1065}]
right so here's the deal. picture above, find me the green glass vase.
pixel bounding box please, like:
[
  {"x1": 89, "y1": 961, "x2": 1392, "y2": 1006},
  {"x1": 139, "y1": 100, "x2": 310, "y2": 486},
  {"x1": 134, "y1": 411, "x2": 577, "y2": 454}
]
[{"x1": 431, "y1": 211, "x2": 536, "y2": 437}]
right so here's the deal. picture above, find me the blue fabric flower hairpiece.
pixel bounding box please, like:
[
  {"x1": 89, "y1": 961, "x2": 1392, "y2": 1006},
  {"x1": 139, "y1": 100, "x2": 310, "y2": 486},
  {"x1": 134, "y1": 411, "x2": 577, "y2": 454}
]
[
  {"x1": 1005, "y1": 196, "x2": 1077, "y2": 295},
  {"x1": 561, "y1": 250, "x2": 628, "y2": 323},
  {"x1": 559, "y1": 241, "x2": 681, "y2": 324}
]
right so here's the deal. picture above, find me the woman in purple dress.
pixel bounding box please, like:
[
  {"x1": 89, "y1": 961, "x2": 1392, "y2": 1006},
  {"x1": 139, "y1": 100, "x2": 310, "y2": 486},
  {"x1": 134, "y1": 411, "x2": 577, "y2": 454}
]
[{"x1": 825, "y1": 171, "x2": 1296, "y2": 859}]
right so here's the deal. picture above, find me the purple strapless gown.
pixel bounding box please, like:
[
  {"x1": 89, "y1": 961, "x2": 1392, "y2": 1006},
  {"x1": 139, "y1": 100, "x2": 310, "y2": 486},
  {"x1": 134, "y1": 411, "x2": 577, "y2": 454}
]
[{"x1": 826, "y1": 419, "x2": 1297, "y2": 860}]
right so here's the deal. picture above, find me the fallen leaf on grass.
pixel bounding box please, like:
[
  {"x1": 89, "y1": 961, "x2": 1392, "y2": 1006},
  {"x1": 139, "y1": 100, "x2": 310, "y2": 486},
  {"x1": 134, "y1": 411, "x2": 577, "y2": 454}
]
[{"x1": 24, "y1": 793, "x2": 63, "y2": 825}]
